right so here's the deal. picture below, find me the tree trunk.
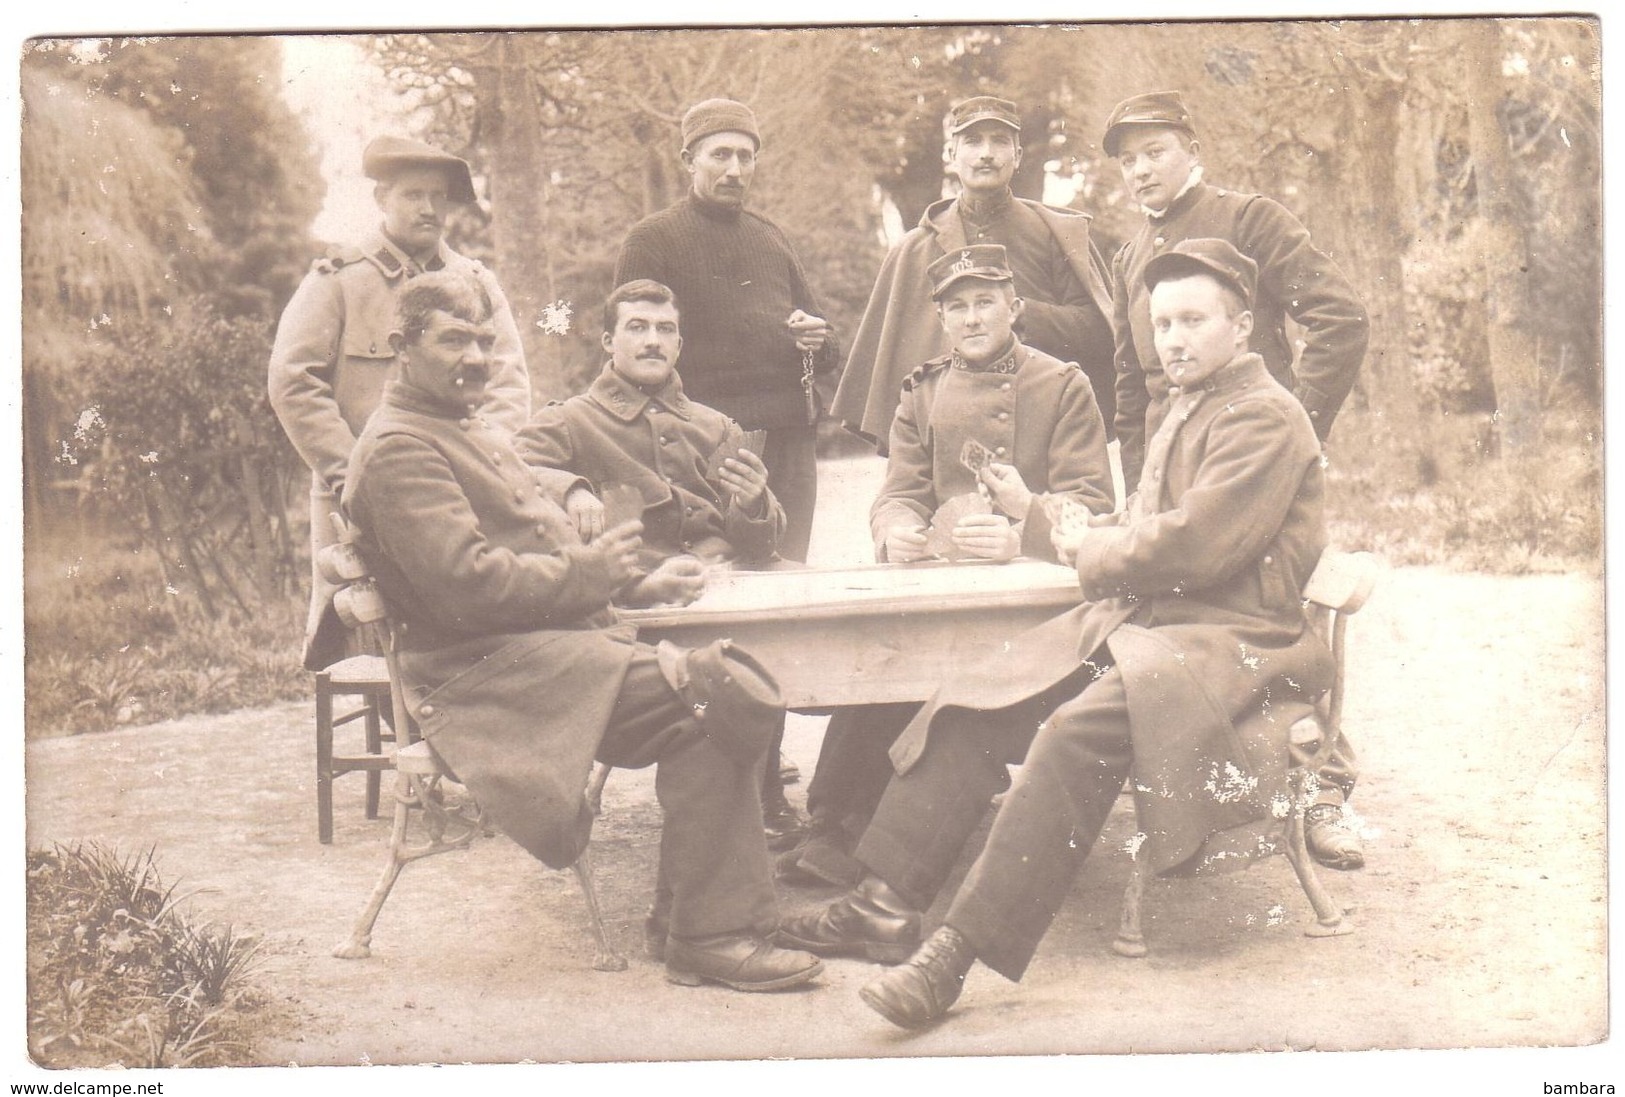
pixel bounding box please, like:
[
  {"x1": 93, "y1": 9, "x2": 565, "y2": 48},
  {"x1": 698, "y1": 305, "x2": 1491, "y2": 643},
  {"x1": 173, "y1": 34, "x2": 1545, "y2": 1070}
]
[
  {"x1": 478, "y1": 38, "x2": 561, "y2": 401},
  {"x1": 1462, "y1": 18, "x2": 1543, "y2": 455}
]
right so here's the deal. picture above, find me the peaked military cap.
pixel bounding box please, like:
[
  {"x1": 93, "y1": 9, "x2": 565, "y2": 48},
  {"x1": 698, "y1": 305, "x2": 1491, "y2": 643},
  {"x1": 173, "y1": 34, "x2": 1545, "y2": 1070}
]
[
  {"x1": 928, "y1": 243, "x2": 1014, "y2": 300},
  {"x1": 947, "y1": 95, "x2": 1021, "y2": 135},
  {"x1": 1102, "y1": 91, "x2": 1197, "y2": 157},
  {"x1": 362, "y1": 136, "x2": 478, "y2": 205},
  {"x1": 1143, "y1": 237, "x2": 1258, "y2": 308}
]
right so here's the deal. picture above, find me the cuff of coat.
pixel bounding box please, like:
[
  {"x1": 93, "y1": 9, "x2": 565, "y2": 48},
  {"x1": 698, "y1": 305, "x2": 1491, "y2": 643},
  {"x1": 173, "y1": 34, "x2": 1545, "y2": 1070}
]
[
  {"x1": 1073, "y1": 526, "x2": 1135, "y2": 600},
  {"x1": 538, "y1": 466, "x2": 593, "y2": 507}
]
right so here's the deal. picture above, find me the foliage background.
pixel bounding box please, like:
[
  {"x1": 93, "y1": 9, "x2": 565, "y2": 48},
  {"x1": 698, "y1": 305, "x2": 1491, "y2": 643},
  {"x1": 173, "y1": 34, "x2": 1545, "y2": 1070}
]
[{"x1": 19, "y1": 19, "x2": 1603, "y2": 736}]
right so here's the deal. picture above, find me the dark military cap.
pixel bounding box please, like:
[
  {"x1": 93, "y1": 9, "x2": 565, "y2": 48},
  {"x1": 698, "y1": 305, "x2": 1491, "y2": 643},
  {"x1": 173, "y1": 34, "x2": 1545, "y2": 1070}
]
[
  {"x1": 1102, "y1": 90, "x2": 1197, "y2": 157},
  {"x1": 1143, "y1": 237, "x2": 1258, "y2": 308},
  {"x1": 947, "y1": 95, "x2": 1021, "y2": 135},
  {"x1": 362, "y1": 136, "x2": 478, "y2": 204},
  {"x1": 656, "y1": 639, "x2": 783, "y2": 761},
  {"x1": 928, "y1": 243, "x2": 1014, "y2": 300}
]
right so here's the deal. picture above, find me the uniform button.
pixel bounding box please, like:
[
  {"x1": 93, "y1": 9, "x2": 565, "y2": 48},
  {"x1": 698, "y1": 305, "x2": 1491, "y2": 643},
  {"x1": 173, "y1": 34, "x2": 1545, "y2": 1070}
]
[
  {"x1": 995, "y1": 446, "x2": 1007, "y2": 457},
  {"x1": 1154, "y1": 235, "x2": 1166, "y2": 247},
  {"x1": 1000, "y1": 382, "x2": 1012, "y2": 392},
  {"x1": 997, "y1": 411, "x2": 1009, "y2": 422},
  {"x1": 1263, "y1": 555, "x2": 1274, "y2": 565},
  {"x1": 369, "y1": 342, "x2": 378, "y2": 354},
  {"x1": 419, "y1": 703, "x2": 435, "y2": 716},
  {"x1": 492, "y1": 451, "x2": 504, "y2": 463},
  {"x1": 513, "y1": 489, "x2": 525, "y2": 502},
  {"x1": 459, "y1": 418, "x2": 472, "y2": 431},
  {"x1": 536, "y1": 524, "x2": 549, "y2": 534}
]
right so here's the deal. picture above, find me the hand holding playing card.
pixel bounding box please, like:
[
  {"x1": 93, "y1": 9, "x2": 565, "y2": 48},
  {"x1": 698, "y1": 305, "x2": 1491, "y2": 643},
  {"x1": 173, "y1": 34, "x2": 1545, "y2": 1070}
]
[
  {"x1": 925, "y1": 492, "x2": 993, "y2": 561},
  {"x1": 717, "y1": 447, "x2": 770, "y2": 510},
  {"x1": 952, "y1": 512, "x2": 1020, "y2": 561},
  {"x1": 978, "y1": 462, "x2": 1033, "y2": 518}
]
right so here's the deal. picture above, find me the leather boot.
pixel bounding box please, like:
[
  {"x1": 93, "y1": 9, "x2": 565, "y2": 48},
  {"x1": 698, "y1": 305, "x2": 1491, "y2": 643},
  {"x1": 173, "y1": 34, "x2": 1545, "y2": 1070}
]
[
  {"x1": 777, "y1": 875, "x2": 922, "y2": 963},
  {"x1": 859, "y1": 925, "x2": 974, "y2": 1029},
  {"x1": 1305, "y1": 803, "x2": 1365, "y2": 870},
  {"x1": 665, "y1": 933, "x2": 824, "y2": 992}
]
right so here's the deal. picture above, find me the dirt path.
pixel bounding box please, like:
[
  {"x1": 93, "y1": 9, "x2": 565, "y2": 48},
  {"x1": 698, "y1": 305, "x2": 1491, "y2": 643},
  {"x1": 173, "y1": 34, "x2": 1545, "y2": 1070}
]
[
  {"x1": 23, "y1": 560, "x2": 1606, "y2": 1069},
  {"x1": 19, "y1": 457, "x2": 1610, "y2": 1080}
]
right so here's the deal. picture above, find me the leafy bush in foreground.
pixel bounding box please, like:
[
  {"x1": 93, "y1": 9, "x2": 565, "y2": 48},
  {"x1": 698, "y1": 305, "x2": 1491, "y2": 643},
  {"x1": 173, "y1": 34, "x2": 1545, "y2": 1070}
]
[{"x1": 27, "y1": 842, "x2": 273, "y2": 1068}]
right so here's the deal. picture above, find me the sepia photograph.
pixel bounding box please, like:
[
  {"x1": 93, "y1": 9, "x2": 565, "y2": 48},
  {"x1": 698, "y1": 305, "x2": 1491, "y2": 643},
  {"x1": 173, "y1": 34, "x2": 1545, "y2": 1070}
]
[{"x1": 9, "y1": 3, "x2": 1609, "y2": 1091}]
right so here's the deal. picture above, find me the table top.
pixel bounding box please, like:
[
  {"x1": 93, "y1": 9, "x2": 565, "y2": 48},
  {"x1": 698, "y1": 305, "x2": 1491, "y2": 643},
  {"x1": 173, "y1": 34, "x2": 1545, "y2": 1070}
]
[{"x1": 620, "y1": 558, "x2": 1082, "y2": 628}]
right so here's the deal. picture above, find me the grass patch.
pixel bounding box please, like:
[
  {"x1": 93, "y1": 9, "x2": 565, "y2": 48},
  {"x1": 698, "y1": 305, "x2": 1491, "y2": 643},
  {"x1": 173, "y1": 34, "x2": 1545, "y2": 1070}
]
[
  {"x1": 24, "y1": 518, "x2": 309, "y2": 737},
  {"x1": 27, "y1": 841, "x2": 275, "y2": 1068},
  {"x1": 1323, "y1": 405, "x2": 1602, "y2": 575}
]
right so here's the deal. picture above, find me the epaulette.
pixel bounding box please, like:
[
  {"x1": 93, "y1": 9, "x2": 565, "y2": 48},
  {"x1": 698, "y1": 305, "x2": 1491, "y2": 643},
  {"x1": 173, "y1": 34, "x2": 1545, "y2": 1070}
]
[
  {"x1": 311, "y1": 244, "x2": 365, "y2": 275},
  {"x1": 366, "y1": 245, "x2": 405, "y2": 276},
  {"x1": 901, "y1": 356, "x2": 951, "y2": 392}
]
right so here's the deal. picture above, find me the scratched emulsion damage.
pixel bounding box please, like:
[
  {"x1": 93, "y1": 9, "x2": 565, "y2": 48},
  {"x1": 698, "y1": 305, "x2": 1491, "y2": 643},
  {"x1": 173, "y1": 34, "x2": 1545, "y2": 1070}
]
[
  {"x1": 535, "y1": 299, "x2": 573, "y2": 336},
  {"x1": 1204, "y1": 761, "x2": 1258, "y2": 804}
]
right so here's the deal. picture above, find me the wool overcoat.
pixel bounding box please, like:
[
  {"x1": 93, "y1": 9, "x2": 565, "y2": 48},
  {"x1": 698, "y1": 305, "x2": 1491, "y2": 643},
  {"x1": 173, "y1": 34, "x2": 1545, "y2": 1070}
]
[
  {"x1": 269, "y1": 229, "x2": 531, "y2": 669},
  {"x1": 516, "y1": 363, "x2": 786, "y2": 575},
  {"x1": 889, "y1": 355, "x2": 1335, "y2": 874},
  {"x1": 870, "y1": 341, "x2": 1115, "y2": 561},
  {"x1": 831, "y1": 196, "x2": 1114, "y2": 452},
  {"x1": 1111, "y1": 179, "x2": 1368, "y2": 485},
  {"x1": 343, "y1": 382, "x2": 632, "y2": 869}
]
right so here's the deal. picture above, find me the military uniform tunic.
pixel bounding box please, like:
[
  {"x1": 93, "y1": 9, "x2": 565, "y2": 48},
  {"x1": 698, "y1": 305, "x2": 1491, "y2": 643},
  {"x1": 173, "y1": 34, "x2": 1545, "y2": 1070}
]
[{"x1": 269, "y1": 229, "x2": 531, "y2": 668}]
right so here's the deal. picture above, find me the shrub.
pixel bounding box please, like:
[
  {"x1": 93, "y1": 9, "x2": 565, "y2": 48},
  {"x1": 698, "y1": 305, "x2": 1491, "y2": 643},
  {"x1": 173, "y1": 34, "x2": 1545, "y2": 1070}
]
[{"x1": 27, "y1": 842, "x2": 272, "y2": 1068}]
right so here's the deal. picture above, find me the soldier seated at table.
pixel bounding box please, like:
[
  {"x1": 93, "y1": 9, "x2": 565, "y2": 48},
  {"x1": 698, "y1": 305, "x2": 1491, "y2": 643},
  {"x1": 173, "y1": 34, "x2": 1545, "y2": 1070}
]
[
  {"x1": 517, "y1": 278, "x2": 807, "y2": 886},
  {"x1": 779, "y1": 238, "x2": 1335, "y2": 1028},
  {"x1": 517, "y1": 278, "x2": 786, "y2": 610},
  {"x1": 341, "y1": 269, "x2": 823, "y2": 993},
  {"x1": 776, "y1": 243, "x2": 1114, "y2": 890}
]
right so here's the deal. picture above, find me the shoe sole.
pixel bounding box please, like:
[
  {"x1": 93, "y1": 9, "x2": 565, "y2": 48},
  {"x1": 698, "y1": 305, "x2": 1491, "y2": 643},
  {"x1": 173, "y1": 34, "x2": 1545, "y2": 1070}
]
[
  {"x1": 858, "y1": 982, "x2": 940, "y2": 1029},
  {"x1": 1312, "y1": 852, "x2": 1365, "y2": 871},
  {"x1": 665, "y1": 958, "x2": 824, "y2": 992},
  {"x1": 775, "y1": 928, "x2": 916, "y2": 965}
]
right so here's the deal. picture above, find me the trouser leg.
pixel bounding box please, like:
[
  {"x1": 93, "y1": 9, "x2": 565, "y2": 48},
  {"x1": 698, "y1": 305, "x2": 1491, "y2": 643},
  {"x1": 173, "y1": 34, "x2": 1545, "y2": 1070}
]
[
  {"x1": 806, "y1": 703, "x2": 919, "y2": 838},
  {"x1": 944, "y1": 666, "x2": 1133, "y2": 981},
  {"x1": 758, "y1": 424, "x2": 817, "y2": 564},
  {"x1": 596, "y1": 647, "x2": 778, "y2": 940},
  {"x1": 853, "y1": 683, "x2": 1075, "y2": 911}
]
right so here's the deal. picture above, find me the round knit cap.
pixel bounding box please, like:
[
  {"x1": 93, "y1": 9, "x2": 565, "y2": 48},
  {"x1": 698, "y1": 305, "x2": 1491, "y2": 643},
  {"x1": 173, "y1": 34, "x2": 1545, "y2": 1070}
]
[{"x1": 681, "y1": 98, "x2": 762, "y2": 152}]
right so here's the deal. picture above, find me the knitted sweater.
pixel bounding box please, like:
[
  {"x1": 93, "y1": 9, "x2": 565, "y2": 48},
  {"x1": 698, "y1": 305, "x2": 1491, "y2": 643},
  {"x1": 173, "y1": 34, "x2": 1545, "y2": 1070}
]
[{"x1": 613, "y1": 193, "x2": 837, "y2": 428}]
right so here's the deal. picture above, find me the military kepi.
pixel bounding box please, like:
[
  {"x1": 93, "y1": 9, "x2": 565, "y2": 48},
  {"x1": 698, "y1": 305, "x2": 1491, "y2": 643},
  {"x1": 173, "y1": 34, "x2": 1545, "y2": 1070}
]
[
  {"x1": 947, "y1": 95, "x2": 1021, "y2": 134},
  {"x1": 1102, "y1": 90, "x2": 1196, "y2": 157},
  {"x1": 1143, "y1": 238, "x2": 1258, "y2": 308},
  {"x1": 929, "y1": 243, "x2": 1014, "y2": 300},
  {"x1": 362, "y1": 135, "x2": 478, "y2": 205}
]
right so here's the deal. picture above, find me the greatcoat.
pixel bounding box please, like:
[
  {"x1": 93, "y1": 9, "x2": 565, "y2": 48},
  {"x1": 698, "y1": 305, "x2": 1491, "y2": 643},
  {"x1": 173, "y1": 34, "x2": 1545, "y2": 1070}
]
[
  {"x1": 871, "y1": 340, "x2": 1115, "y2": 561},
  {"x1": 889, "y1": 354, "x2": 1335, "y2": 874},
  {"x1": 1111, "y1": 179, "x2": 1369, "y2": 486},
  {"x1": 831, "y1": 196, "x2": 1114, "y2": 453},
  {"x1": 516, "y1": 363, "x2": 786, "y2": 576},
  {"x1": 268, "y1": 229, "x2": 530, "y2": 669},
  {"x1": 343, "y1": 382, "x2": 632, "y2": 869}
]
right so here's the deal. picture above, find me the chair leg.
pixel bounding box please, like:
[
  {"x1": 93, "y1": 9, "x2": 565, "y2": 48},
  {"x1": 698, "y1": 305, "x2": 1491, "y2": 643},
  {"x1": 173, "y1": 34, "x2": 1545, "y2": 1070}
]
[
  {"x1": 315, "y1": 676, "x2": 335, "y2": 845},
  {"x1": 333, "y1": 768, "x2": 415, "y2": 959},
  {"x1": 1112, "y1": 850, "x2": 1150, "y2": 957},
  {"x1": 1284, "y1": 810, "x2": 1355, "y2": 938},
  {"x1": 363, "y1": 691, "x2": 383, "y2": 820},
  {"x1": 333, "y1": 767, "x2": 483, "y2": 960},
  {"x1": 570, "y1": 844, "x2": 627, "y2": 972}
]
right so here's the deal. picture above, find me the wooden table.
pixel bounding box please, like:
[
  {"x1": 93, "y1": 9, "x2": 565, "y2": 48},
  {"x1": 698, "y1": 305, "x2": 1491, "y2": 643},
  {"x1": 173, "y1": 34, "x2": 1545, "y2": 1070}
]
[{"x1": 620, "y1": 559, "x2": 1082, "y2": 709}]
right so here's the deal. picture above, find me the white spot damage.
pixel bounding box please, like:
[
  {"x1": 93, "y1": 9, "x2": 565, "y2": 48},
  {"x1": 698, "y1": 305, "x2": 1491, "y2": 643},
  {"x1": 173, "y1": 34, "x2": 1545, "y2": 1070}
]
[
  {"x1": 536, "y1": 299, "x2": 573, "y2": 335},
  {"x1": 1204, "y1": 761, "x2": 1257, "y2": 804}
]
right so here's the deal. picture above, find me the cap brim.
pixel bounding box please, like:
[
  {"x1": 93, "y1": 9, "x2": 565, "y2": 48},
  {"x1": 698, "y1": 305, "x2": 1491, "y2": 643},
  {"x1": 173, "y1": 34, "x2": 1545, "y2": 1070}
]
[
  {"x1": 950, "y1": 114, "x2": 1021, "y2": 135},
  {"x1": 932, "y1": 270, "x2": 1013, "y2": 298}
]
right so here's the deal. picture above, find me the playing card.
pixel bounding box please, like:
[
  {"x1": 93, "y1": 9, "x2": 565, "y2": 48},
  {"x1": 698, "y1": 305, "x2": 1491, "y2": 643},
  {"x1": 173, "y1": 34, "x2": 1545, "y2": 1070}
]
[
  {"x1": 706, "y1": 428, "x2": 769, "y2": 484},
  {"x1": 960, "y1": 438, "x2": 994, "y2": 477},
  {"x1": 925, "y1": 491, "x2": 994, "y2": 561},
  {"x1": 599, "y1": 483, "x2": 646, "y2": 531},
  {"x1": 1046, "y1": 495, "x2": 1091, "y2": 534}
]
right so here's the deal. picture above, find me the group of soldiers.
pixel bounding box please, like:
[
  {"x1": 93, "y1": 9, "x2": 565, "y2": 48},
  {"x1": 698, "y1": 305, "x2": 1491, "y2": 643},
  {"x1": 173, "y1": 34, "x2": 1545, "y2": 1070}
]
[{"x1": 268, "y1": 87, "x2": 1370, "y2": 1028}]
